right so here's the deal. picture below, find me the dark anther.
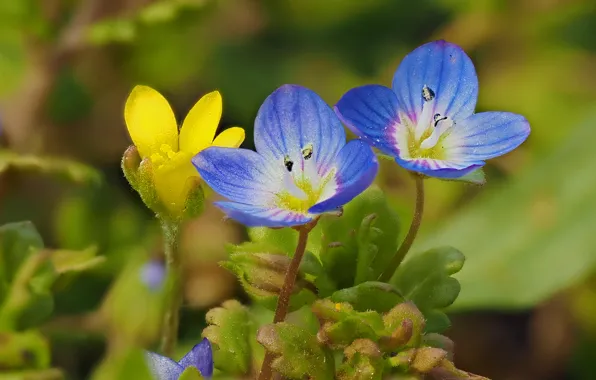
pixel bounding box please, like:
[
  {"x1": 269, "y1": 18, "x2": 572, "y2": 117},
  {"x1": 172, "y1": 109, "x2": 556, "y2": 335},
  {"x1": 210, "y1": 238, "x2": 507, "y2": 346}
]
[
  {"x1": 433, "y1": 114, "x2": 448, "y2": 127},
  {"x1": 302, "y1": 144, "x2": 313, "y2": 160},
  {"x1": 422, "y1": 85, "x2": 435, "y2": 102},
  {"x1": 284, "y1": 156, "x2": 294, "y2": 172}
]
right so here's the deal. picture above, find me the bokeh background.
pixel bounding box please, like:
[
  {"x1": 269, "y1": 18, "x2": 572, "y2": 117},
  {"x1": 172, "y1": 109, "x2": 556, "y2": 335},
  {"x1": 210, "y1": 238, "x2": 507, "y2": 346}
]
[{"x1": 1, "y1": 0, "x2": 596, "y2": 379}]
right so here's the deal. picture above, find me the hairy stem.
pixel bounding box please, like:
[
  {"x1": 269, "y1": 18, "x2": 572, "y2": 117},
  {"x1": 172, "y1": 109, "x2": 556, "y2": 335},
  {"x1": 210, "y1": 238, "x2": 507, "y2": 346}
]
[
  {"x1": 379, "y1": 174, "x2": 425, "y2": 282},
  {"x1": 258, "y1": 227, "x2": 310, "y2": 380},
  {"x1": 159, "y1": 222, "x2": 182, "y2": 356}
]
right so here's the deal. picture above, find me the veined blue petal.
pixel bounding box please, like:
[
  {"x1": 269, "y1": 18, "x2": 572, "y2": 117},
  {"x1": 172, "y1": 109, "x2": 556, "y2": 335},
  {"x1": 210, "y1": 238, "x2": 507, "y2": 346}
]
[
  {"x1": 254, "y1": 85, "x2": 345, "y2": 173},
  {"x1": 309, "y1": 140, "x2": 378, "y2": 213},
  {"x1": 334, "y1": 85, "x2": 400, "y2": 156},
  {"x1": 395, "y1": 156, "x2": 484, "y2": 179},
  {"x1": 145, "y1": 352, "x2": 184, "y2": 380},
  {"x1": 192, "y1": 147, "x2": 281, "y2": 206},
  {"x1": 448, "y1": 112, "x2": 530, "y2": 161},
  {"x1": 178, "y1": 338, "x2": 213, "y2": 377},
  {"x1": 392, "y1": 40, "x2": 478, "y2": 122},
  {"x1": 214, "y1": 201, "x2": 313, "y2": 228}
]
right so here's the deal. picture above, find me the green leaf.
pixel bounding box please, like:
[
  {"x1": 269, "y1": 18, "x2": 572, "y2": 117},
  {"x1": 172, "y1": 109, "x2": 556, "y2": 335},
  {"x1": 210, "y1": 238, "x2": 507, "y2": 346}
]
[
  {"x1": 91, "y1": 348, "x2": 153, "y2": 380},
  {"x1": 312, "y1": 299, "x2": 386, "y2": 349},
  {"x1": 443, "y1": 168, "x2": 486, "y2": 185},
  {"x1": 222, "y1": 244, "x2": 317, "y2": 312},
  {"x1": 423, "y1": 310, "x2": 451, "y2": 334},
  {"x1": 0, "y1": 151, "x2": 101, "y2": 185},
  {"x1": 416, "y1": 116, "x2": 596, "y2": 310},
  {"x1": 0, "y1": 330, "x2": 50, "y2": 370},
  {"x1": 330, "y1": 281, "x2": 404, "y2": 313},
  {"x1": 178, "y1": 367, "x2": 203, "y2": 380},
  {"x1": 257, "y1": 322, "x2": 335, "y2": 380},
  {"x1": 0, "y1": 222, "x2": 44, "y2": 285},
  {"x1": 0, "y1": 368, "x2": 63, "y2": 380},
  {"x1": 319, "y1": 186, "x2": 400, "y2": 289},
  {"x1": 87, "y1": 18, "x2": 136, "y2": 45},
  {"x1": 202, "y1": 300, "x2": 253, "y2": 376},
  {"x1": 390, "y1": 247, "x2": 463, "y2": 332},
  {"x1": 50, "y1": 246, "x2": 104, "y2": 274},
  {"x1": 336, "y1": 339, "x2": 383, "y2": 380},
  {"x1": 248, "y1": 225, "x2": 323, "y2": 258}
]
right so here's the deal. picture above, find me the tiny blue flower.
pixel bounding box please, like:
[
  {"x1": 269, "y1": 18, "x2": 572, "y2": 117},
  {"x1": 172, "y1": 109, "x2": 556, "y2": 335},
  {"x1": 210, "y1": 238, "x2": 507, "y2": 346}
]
[
  {"x1": 192, "y1": 85, "x2": 379, "y2": 227},
  {"x1": 140, "y1": 259, "x2": 166, "y2": 291},
  {"x1": 145, "y1": 338, "x2": 213, "y2": 379},
  {"x1": 334, "y1": 40, "x2": 530, "y2": 179}
]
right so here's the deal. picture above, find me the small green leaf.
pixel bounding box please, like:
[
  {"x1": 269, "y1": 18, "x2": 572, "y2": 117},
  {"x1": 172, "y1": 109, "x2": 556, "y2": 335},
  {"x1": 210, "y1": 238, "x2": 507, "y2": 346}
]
[
  {"x1": 0, "y1": 330, "x2": 50, "y2": 370},
  {"x1": 248, "y1": 225, "x2": 323, "y2": 258},
  {"x1": 336, "y1": 339, "x2": 383, "y2": 380},
  {"x1": 390, "y1": 247, "x2": 464, "y2": 332},
  {"x1": 257, "y1": 322, "x2": 334, "y2": 380},
  {"x1": 0, "y1": 368, "x2": 63, "y2": 379},
  {"x1": 178, "y1": 366, "x2": 203, "y2": 380},
  {"x1": 50, "y1": 246, "x2": 104, "y2": 274},
  {"x1": 330, "y1": 281, "x2": 404, "y2": 313},
  {"x1": 423, "y1": 310, "x2": 451, "y2": 334},
  {"x1": 319, "y1": 186, "x2": 400, "y2": 289},
  {"x1": 0, "y1": 222, "x2": 44, "y2": 284},
  {"x1": 222, "y1": 244, "x2": 317, "y2": 312},
  {"x1": 202, "y1": 300, "x2": 253, "y2": 376},
  {"x1": 91, "y1": 348, "x2": 153, "y2": 380},
  {"x1": 87, "y1": 18, "x2": 136, "y2": 45},
  {"x1": 312, "y1": 299, "x2": 385, "y2": 349},
  {"x1": 0, "y1": 151, "x2": 101, "y2": 184},
  {"x1": 444, "y1": 168, "x2": 486, "y2": 185}
]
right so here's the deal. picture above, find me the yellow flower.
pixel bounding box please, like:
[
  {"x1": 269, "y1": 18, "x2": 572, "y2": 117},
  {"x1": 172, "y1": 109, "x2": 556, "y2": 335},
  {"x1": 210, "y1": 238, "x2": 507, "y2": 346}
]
[{"x1": 124, "y1": 85, "x2": 245, "y2": 215}]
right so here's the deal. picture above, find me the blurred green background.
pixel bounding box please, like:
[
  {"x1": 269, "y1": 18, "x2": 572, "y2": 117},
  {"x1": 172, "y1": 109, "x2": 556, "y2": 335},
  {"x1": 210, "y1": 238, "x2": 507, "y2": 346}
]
[{"x1": 1, "y1": 0, "x2": 596, "y2": 378}]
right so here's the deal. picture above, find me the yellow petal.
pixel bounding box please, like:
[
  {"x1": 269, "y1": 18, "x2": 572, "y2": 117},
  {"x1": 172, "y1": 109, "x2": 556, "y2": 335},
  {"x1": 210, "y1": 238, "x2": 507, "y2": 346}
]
[
  {"x1": 124, "y1": 85, "x2": 179, "y2": 158},
  {"x1": 153, "y1": 155, "x2": 198, "y2": 215},
  {"x1": 179, "y1": 91, "x2": 223, "y2": 154},
  {"x1": 212, "y1": 127, "x2": 245, "y2": 148}
]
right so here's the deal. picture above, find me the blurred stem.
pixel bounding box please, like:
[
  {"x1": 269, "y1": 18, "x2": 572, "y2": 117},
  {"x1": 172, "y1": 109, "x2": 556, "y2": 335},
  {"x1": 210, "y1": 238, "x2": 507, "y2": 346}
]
[
  {"x1": 160, "y1": 222, "x2": 182, "y2": 356},
  {"x1": 379, "y1": 174, "x2": 425, "y2": 282},
  {"x1": 258, "y1": 226, "x2": 311, "y2": 380},
  {"x1": 0, "y1": 250, "x2": 51, "y2": 331}
]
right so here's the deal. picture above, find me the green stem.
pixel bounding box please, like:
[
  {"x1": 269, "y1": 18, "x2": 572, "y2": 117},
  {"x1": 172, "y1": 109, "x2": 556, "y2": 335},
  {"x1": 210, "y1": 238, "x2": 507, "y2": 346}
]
[
  {"x1": 160, "y1": 222, "x2": 182, "y2": 356},
  {"x1": 379, "y1": 175, "x2": 425, "y2": 282},
  {"x1": 258, "y1": 227, "x2": 311, "y2": 380}
]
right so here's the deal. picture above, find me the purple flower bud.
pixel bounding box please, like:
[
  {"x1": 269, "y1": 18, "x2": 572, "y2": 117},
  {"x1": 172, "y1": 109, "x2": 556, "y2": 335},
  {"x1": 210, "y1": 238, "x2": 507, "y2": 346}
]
[{"x1": 140, "y1": 259, "x2": 166, "y2": 291}]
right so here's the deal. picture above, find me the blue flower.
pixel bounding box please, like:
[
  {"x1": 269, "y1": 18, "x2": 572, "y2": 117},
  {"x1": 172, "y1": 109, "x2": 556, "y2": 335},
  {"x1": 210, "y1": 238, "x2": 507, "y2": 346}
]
[
  {"x1": 334, "y1": 40, "x2": 530, "y2": 178},
  {"x1": 192, "y1": 85, "x2": 379, "y2": 227},
  {"x1": 140, "y1": 259, "x2": 166, "y2": 291},
  {"x1": 145, "y1": 338, "x2": 213, "y2": 379}
]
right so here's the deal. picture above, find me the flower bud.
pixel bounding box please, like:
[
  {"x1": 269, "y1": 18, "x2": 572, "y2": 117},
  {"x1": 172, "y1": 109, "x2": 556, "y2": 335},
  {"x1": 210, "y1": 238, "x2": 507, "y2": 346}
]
[
  {"x1": 182, "y1": 176, "x2": 205, "y2": 221},
  {"x1": 410, "y1": 347, "x2": 447, "y2": 373},
  {"x1": 383, "y1": 302, "x2": 425, "y2": 347},
  {"x1": 222, "y1": 252, "x2": 311, "y2": 300},
  {"x1": 121, "y1": 145, "x2": 141, "y2": 191}
]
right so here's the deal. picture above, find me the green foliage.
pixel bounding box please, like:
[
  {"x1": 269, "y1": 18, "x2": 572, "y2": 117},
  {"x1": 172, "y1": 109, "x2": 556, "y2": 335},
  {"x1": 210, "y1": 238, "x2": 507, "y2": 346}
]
[
  {"x1": 202, "y1": 300, "x2": 254, "y2": 375},
  {"x1": 179, "y1": 366, "x2": 204, "y2": 380},
  {"x1": 0, "y1": 330, "x2": 49, "y2": 370},
  {"x1": 330, "y1": 281, "x2": 404, "y2": 313},
  {"x1": 222, "y1": 244, "x2": 317, "y2": 312},
  {"x1": 319, "y1": 186, "x2": 400, "y2": 288},
  {"x1": 91, "y1": 348, "x2": 153, "y2": 380},
  {"x1": 419, "y1": 115, "x2": 596, "y2": 310},
  {"x1": 336, "y1": 339, "x2": 383, "y2": 380},
  {"x1": 391, "y1": 247, "x2": 465, "y2": 333},
  {"x1": 0, "y1": 151, "x2": 101, "y2": 185},
  {"x1": 257, "y1": 322, "x2": 335, "y2": 380}
]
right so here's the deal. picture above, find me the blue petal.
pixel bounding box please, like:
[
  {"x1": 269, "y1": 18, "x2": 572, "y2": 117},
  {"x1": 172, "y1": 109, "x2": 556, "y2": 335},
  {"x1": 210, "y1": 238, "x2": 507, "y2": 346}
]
[
  {"x1": 309, "y1": 140, "x2": 378, "y2": 213},
  {"x1": 254, "y1": 84, "x2": 346, "y2": 173},
  {"x1": 193, "y1": 147, "x2": 280, "y2": 206},
  {"x1": 452, "y1": 111, "x2": 530, "y2": 160},
  {"x1": 145, "y1": 352, "x2": 184, "y2": 380},
  {"x1": 215, "y1": 201, "x2": 313, "y2": 228},
  {"x1": 178, "y1": 338, "x2": 213, "y2": 377},
  {"x1": 334, "y1": 85, "x2": 400, "y2": 156},
  {"x1": 392, "y1": 40, "x2": 478, "y2": 122},
  {"x1": 395, "y1": 156, "x2": 484, "y2": 179}
]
